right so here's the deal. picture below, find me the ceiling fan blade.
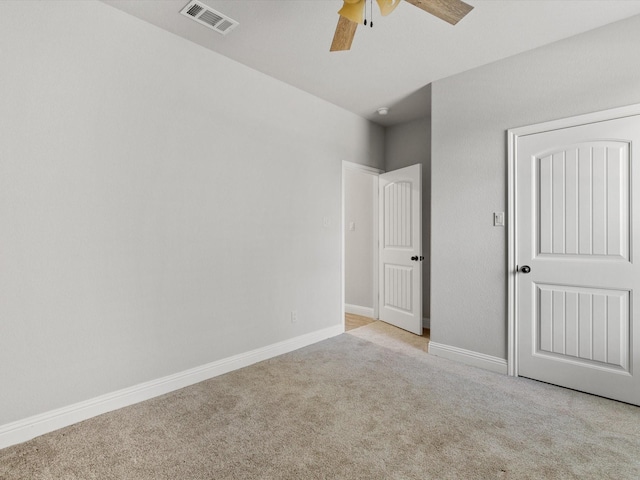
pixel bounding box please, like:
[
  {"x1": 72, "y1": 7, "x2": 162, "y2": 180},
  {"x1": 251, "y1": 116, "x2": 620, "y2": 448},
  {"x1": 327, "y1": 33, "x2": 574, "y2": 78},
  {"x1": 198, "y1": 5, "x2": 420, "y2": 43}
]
[
  {"x1": 330, "y1": 16, "x2": 358, "y2": 52},
  {"x1": 404, "y1": 0, "x2": 473, "y2": 25}
]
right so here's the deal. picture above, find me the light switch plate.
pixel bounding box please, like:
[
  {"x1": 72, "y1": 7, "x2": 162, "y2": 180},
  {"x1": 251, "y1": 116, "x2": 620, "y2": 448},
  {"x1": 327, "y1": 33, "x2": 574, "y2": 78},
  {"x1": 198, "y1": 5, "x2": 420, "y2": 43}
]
[{"x1": 494, "y1": 212, "x2": 505, "y2": 227}]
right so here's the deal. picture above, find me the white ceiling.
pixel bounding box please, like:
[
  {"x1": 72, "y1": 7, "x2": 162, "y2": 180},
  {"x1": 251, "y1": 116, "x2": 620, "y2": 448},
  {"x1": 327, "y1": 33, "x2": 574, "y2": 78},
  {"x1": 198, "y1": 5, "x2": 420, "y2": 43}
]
[{"x1": 102, "y1": 0, "x2": 640, "y2": 126}]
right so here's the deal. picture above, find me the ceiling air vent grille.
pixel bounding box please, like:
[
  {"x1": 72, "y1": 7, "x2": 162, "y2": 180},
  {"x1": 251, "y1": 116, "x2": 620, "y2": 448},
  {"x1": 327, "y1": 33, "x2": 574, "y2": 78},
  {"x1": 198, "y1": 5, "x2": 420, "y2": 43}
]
[
  {"x1": 180, "y1": 0, "x2": 238, "y2": 36},
  {"x1": 186, "y1": 4, "x2": 203, "y2": 17}
]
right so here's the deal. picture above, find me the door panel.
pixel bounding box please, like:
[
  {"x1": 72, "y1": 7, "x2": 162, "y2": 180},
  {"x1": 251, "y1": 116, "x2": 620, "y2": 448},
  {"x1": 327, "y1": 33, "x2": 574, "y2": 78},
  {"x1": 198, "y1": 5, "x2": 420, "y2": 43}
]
[
  {"x1": 517, "y1": 115, "x2": 639, "y2": 406},
  {"x1": 384, "y1": 264, "x2": 413, "y2": 312},
  {"x1": 537, "y1": 143, "x2": 630, "y2": 259},
  {"x1": 535, "y1": 284, "x2": 629, "y2": 371},
  {"x1": 384, "y1": 181, "x2": 413, "y2": 248},
  {"x1": 379, "y1": 164, "x2": 422, "y2": 335}
]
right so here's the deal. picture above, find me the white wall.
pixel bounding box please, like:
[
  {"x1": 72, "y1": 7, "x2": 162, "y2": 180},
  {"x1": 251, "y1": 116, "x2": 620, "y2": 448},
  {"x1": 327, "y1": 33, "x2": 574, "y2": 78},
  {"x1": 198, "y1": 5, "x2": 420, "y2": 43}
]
[
  {"x1": 431, "y1": 14, "x2": 640, "y2": 359},
  {"x1": 0, "y1": 0, "x2": 384, "y2": 426},
  {"x1": 344, "y1": 169, "x2": 376, "y2": 310},
  {"x1": 385, "y1": 115, "x2": 431, "y2": 318}
]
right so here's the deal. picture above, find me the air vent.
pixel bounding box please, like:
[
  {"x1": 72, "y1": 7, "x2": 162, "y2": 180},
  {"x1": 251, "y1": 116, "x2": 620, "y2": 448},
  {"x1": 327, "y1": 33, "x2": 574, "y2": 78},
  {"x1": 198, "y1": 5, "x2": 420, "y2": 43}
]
[{"x1": 180, "y1": 0, "x2": 238, "y2": 36}]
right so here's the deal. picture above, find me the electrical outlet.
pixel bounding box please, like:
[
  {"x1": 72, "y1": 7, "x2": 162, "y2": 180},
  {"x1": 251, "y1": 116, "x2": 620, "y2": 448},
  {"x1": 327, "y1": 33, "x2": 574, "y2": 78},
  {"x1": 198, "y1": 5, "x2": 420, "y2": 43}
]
[{"x1": 291, "y1": 311, "x2": 298, "y2": 323}]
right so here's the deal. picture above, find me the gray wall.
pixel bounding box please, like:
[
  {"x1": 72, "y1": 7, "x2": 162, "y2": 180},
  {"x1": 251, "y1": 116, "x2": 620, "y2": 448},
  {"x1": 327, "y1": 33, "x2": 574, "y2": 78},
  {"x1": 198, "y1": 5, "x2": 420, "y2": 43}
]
[
  {"x1": 431, "y1": 14, "x2": 640, "y2": 359},
  {"x1": 344, "y1": 169, "x2": 376, "y2": 309},
  {"x1": 0, "y1": 0, "x2": 384, "y2": 426},
  {"x1": 385, "y1": 114, "x2": 432, "y2": 319}
]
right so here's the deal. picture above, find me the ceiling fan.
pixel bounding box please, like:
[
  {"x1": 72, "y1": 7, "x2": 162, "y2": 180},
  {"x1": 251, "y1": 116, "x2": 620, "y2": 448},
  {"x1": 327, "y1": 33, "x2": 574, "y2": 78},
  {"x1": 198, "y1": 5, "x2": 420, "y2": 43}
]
[{"x1": 330, "y1": 0, "x2": 474, "y2": 51}]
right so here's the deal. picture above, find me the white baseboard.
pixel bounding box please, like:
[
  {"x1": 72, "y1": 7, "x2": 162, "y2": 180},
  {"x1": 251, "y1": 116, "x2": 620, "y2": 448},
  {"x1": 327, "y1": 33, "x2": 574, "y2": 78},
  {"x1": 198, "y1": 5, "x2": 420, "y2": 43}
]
[
  {"x1": 0, "y1": 325, "x2": 343, "y2": 450},
  {"x1": 345, "y1": 304, "x2": 375, "y2": 318},
  {"x1": 428, "y1": 341, "x2": 508, "y2": 375}
]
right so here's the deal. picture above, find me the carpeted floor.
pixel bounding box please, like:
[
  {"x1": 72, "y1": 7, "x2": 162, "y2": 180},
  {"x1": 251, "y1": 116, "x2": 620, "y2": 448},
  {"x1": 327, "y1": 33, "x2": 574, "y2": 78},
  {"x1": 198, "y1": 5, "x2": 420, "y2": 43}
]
[{"x1": 1, "y1": 326, "x2": 639, "y2": 479}]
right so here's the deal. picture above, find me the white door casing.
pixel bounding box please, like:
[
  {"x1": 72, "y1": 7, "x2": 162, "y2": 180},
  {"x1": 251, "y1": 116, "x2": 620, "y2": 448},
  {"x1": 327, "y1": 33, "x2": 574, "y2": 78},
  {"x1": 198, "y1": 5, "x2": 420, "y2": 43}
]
[
  {"x1": 379, "y1": 164, "x2": 422, "y2": 335},
  {"x1": 510, "y1": 110, "x2": 640, "y2": 406}
]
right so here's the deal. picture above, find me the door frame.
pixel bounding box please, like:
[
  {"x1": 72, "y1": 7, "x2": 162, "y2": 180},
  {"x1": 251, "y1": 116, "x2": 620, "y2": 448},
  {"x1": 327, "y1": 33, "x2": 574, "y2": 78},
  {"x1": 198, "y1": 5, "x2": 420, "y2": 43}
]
[
  {"x1": 507, "y1": 102, "x2": 640, "y2": 377},
  {"x1": 342, "y1": 161, "x2": 384, "y2": 329}
]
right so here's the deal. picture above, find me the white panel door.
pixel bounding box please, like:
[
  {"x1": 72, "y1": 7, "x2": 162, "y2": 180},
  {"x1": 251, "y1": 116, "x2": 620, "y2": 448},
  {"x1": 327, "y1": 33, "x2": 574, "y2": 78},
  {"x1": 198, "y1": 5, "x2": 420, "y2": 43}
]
[
  {"x1": 516, "y1": 115, "x2": 640, "y2": 406},
  {"x1": 379, "y1": 164, "x2": 422, "y2": 335}
]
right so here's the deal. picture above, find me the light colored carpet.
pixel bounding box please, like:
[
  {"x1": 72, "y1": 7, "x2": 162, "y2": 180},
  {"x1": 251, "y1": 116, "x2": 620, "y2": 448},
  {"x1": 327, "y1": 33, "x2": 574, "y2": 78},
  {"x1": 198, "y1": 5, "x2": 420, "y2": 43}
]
[{"x1": 1, "y1": 329, "x2": 639, "y2": 479}]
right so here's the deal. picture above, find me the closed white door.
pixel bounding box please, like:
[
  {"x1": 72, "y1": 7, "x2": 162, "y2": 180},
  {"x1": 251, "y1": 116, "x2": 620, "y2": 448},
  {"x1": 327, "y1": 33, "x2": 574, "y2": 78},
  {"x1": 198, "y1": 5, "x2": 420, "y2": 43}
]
[
  {"x1": 516, "y1": 114, "x2": 640, "y2": 406},
  {"x1": 379, "y1": 164, "x2": 422, "y2": 335}
]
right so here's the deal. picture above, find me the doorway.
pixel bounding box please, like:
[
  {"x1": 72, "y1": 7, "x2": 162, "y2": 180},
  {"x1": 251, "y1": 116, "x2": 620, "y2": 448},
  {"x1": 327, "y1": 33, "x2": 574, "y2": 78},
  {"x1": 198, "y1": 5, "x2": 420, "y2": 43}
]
[
  {"x1": 342, "y1": 161, "x2": 380, "y2": 325},
  {"x1": 342, "y1": 161, "x2": 427, "y2": 340}
]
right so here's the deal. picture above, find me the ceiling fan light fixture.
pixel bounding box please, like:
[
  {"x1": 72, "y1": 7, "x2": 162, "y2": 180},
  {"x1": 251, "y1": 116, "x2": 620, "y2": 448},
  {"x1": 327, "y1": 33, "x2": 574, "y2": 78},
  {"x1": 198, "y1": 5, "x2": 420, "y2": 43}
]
[
  {"x1": 338, "y1": 0, "x2": 366, "y2": 24},
  {"x1": 376, "y1": 0, "x2": 401, "y2": 16},
  {"x1": 331, "y1": 0, "x2": 474, "y2": 52}
]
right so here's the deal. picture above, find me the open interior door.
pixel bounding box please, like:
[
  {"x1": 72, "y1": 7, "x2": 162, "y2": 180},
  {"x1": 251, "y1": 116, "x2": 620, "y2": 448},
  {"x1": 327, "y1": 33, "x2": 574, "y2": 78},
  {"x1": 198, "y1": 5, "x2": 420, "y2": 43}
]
[{"x1": 378, "y1": 164, "x2": 422, "y2": 335}]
